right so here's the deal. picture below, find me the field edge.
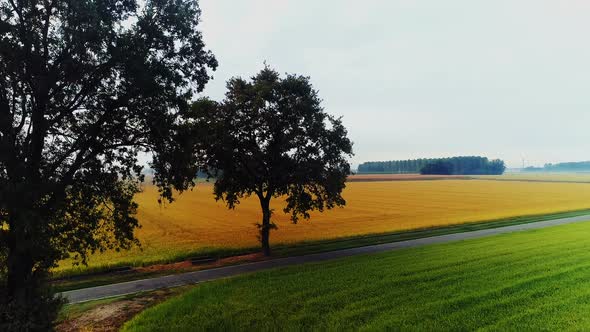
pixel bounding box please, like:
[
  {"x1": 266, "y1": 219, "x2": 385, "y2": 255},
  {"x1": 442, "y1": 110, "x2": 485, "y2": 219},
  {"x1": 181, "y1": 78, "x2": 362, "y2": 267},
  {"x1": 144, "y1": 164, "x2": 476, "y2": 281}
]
[{"x1": 52, "y1": 208, "x2": 590, "y2": 292}]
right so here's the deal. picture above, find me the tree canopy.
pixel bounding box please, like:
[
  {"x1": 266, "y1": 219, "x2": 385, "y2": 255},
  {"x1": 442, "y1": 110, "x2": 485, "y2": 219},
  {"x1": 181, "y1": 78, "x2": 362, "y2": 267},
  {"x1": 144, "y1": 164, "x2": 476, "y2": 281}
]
[
  {"x1": 0, "y1": 0, "x2": 216, "y2": 328},
  {"x1": 192, "y1": 67, "x2": 353, "y2": 255},
  {"x1": 359, "y1": 156, "x2": 506, "y2": 175},
  {"x1": 420, "y1": 160, "x2": 454, "y2": 175}
]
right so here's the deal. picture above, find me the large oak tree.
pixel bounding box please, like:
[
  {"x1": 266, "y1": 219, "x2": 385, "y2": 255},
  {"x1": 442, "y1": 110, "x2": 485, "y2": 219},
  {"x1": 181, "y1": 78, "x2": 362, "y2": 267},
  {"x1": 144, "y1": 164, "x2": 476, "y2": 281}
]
[
  {"x1": 192, "y1": 67, "x2": 353, "y2": 256},
  {"x1": 0, "y1": 0, "x2": 216, "y2": 329}
]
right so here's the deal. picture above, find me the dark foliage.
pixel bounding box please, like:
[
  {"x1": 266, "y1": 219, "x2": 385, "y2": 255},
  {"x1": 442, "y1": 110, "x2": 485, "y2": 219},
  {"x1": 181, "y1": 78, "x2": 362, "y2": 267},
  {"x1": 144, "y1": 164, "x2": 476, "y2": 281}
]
[
  {"x1": 420, "y1": 161, "x2": 454, "y2": 175},
  {"x1": 0, "y1": 0, "x2": 216, "y2": 329},
  {"x1": 359, "y1": 156, "x2": 506, "y2": 175},
  {"x1": 191, "y1": 67, "x2": 353, "y2": 255}
]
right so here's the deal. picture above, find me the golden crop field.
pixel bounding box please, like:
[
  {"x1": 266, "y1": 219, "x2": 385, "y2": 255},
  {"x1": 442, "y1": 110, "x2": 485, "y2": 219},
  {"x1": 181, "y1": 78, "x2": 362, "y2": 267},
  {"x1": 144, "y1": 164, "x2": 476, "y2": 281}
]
[
  {"x1": 58, "y1": 179, "x2": 590, "y2": 273},
  {"x1": 476, "y1": 173, "x2": 590, "y2": 183}
]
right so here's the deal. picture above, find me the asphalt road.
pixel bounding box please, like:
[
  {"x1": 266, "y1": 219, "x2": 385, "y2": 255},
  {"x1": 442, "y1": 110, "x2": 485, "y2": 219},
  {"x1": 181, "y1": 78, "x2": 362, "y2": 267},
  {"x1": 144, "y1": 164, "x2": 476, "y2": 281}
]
[{"x1": 62, "y1": 214, "x2": 590, "y2": 303}]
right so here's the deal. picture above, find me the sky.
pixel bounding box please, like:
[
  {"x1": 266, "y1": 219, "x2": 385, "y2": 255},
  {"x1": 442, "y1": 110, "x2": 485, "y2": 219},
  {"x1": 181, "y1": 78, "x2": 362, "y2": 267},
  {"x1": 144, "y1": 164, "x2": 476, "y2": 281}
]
[{"x1": 197, "y1": 0, "x2": 590, "y2": 169}]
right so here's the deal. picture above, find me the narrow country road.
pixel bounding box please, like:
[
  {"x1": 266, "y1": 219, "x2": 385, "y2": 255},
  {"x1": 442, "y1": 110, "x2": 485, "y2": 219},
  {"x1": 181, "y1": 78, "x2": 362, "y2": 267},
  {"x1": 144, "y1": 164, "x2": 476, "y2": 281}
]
[{"x1": 62, "y1": 214, "x2": 590, "y2": 303}]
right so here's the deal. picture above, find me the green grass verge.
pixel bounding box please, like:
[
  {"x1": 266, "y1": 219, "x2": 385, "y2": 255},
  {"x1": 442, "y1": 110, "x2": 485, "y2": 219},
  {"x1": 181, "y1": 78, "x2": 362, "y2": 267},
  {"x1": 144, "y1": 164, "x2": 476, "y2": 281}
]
[
  {"x1": 123, "y1": 220, "x2": 590, "y2": 331},
  {"x1": 58, "y1": 295, "x2": 127, "y2": 323},
  {"x1": 53, "y1": 208, "x2": 590, "y2": 292},
  {"x1": 57, "y1": 286, "x2": 193, "y2": 326}
]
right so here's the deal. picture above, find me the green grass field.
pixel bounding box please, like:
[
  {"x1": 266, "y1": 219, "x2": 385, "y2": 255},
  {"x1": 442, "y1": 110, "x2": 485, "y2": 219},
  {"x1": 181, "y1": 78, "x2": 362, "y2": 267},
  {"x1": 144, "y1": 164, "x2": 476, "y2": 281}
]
[{"x1": 123, "y1": 221, "x2": 590, "y2": 331}]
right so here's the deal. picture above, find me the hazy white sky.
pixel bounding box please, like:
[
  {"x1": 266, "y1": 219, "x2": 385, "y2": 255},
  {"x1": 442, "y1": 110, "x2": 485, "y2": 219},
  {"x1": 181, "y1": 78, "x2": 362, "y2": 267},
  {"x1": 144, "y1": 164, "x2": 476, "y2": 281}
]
[{"x1": 198, "y1": 0, "x2": 590, "y2": 168}]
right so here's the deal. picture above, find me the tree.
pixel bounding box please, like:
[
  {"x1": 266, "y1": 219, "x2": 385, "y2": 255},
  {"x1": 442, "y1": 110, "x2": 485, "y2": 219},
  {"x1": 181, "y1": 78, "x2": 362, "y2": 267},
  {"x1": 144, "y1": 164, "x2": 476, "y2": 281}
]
[
  {"x1": 420, "y1": 161, "x2": 454, "y2": 175},
  {"x1": 487, "y1": 159, "x2": 506, "y2": 175},
  {"x1": 192, "y1": 67, "x2": 353, "y2": 256},
  {"x1": 0, "y1": 0, "x2": 216, "y2": 328},
  {"x1": 359, "y1": 157, "x2": 507, "y2": 175}
]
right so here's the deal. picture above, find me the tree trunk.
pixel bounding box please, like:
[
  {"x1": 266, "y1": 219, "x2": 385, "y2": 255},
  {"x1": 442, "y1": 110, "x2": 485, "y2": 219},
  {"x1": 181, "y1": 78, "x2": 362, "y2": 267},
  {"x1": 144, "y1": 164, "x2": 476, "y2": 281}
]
[
  {"x1": 6, "y1": 245, "x2": 35, "y2": 309},
  {"x1": 259, "y1": 197, "x2": 272, "y2": 256},
  {"x1": 1, "y1": 211, "x2": 60, "y2": 331}
]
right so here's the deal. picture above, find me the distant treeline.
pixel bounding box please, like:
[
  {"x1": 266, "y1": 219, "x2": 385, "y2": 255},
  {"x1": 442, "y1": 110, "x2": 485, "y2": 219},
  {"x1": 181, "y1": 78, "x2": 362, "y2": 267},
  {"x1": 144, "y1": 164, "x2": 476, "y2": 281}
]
[
  {"x1": 523, "y1": 161, "x2": 590, "y2": 173},
  {"x1": 358, "y1": 156, "x2": 506, "y2": 175}
]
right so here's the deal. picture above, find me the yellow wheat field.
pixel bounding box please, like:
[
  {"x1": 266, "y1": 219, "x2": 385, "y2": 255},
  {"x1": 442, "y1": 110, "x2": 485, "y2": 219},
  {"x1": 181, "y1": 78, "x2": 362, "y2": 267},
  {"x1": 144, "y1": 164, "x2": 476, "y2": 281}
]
[
  {"x1": 476, "y1": 173, "x2": 590, "y2": 183},
  {"x1": 58, "y1": 180, "x2": 590, "y2": 272}
]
